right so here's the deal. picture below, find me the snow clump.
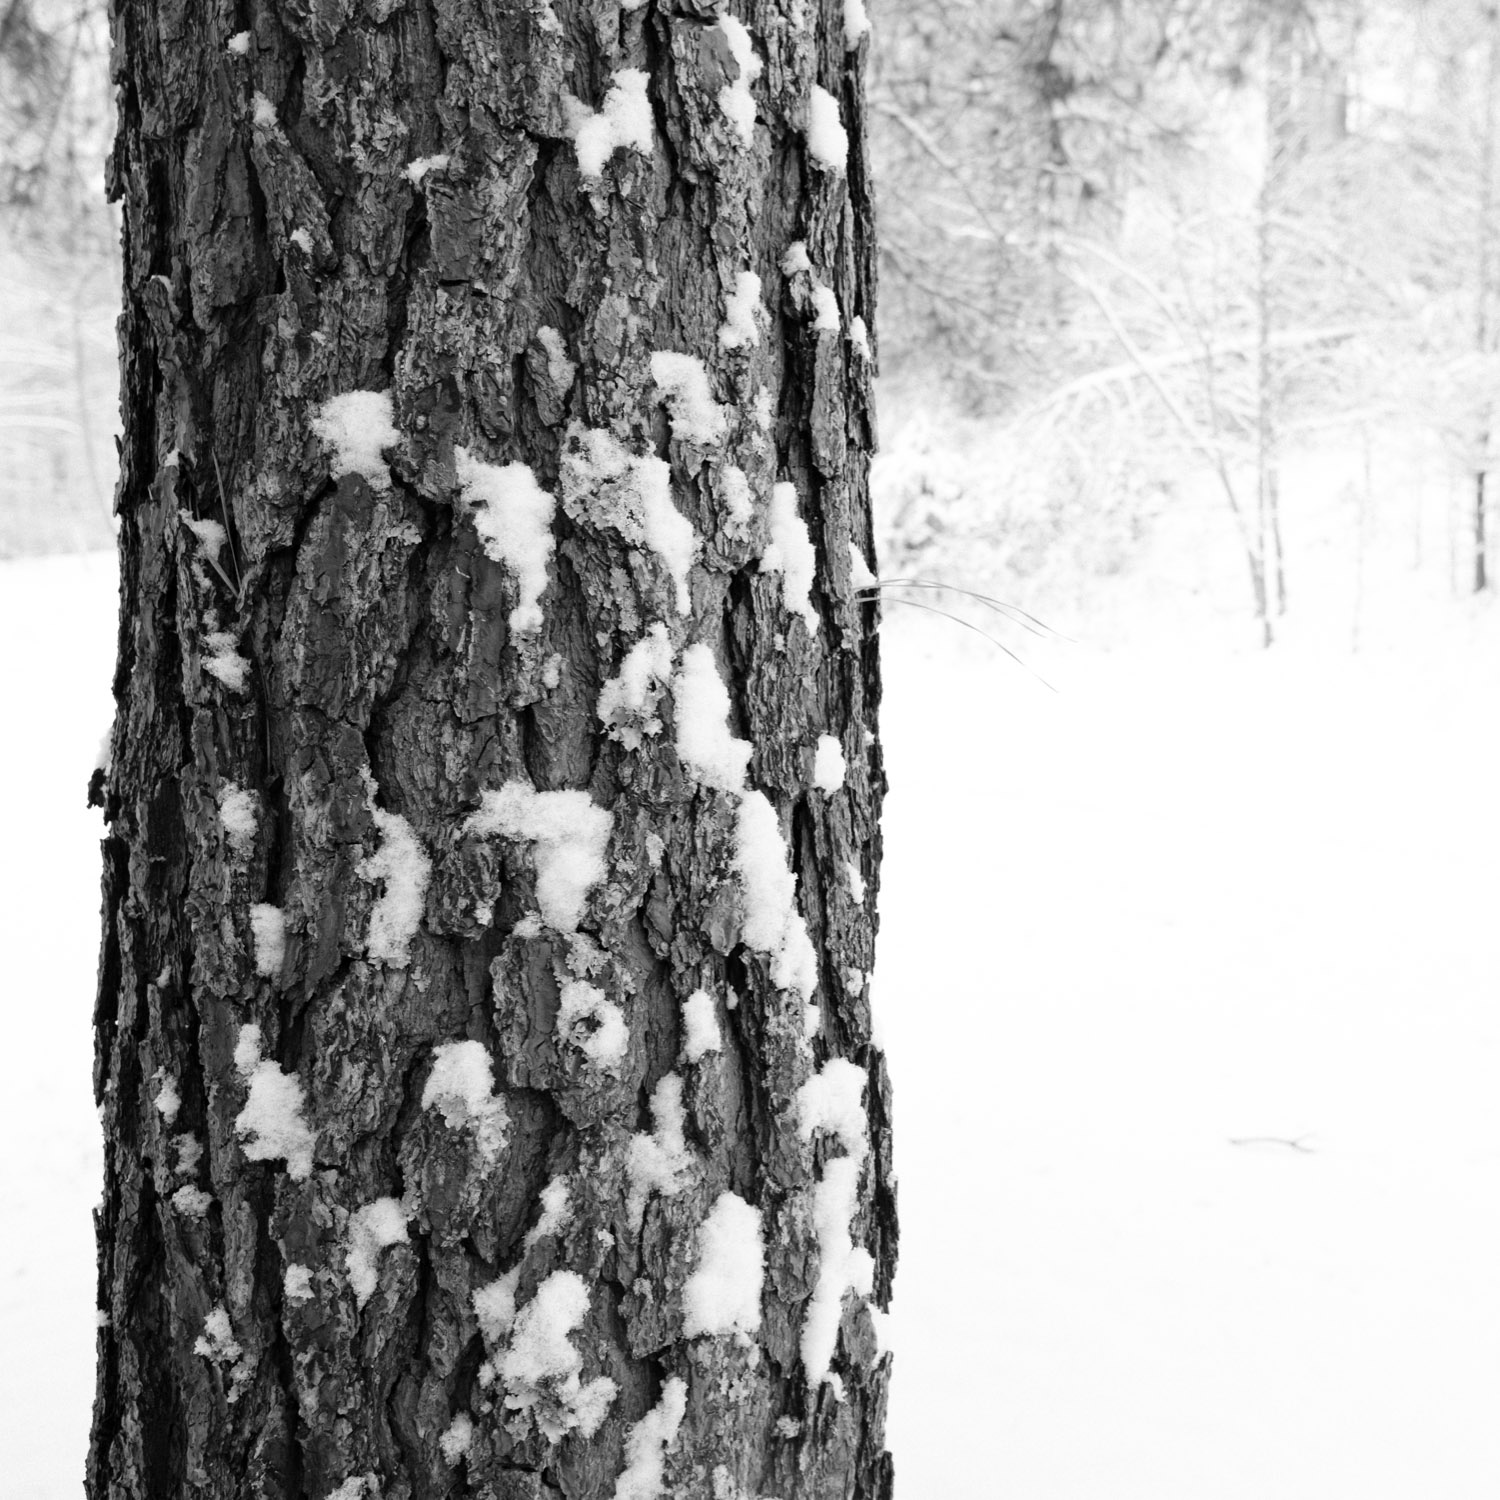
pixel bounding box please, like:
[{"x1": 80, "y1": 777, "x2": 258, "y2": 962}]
[
  {"x1": 249, "y1": 903, "x2": 286, "y2": 978},
  {"x1": 455, "y1": 450, "x2": 557, "y2": 633},
  {"x1": 465, "y1": 781, "x2": 612, "y2": 932},
  {"x1": 625, "y1": 1073, "x2": 694, "y2": 1225},
  {"x1": 561, "y1": 426, "x2": 697, "y2": 613},
  {"x1": 682, "y1": 1192, "x2": 764, "y2": 1337},
  {"x1": 847, "y1": 542, "x2": 877, "y2": 590},
  {"x1": 806, "y1": 86, "x2": 849, "y2": 174},
  {"x1": 843, "y1": 0, "x2": 871, "y2": 48},
  {"x1": 501, "y1": 1270, "x2": 619, "y2": 1441},
  {"x1": 345, "y1": 1197, "x2": 410, "y2": 1308},
  {"x1": 849, "y1": 315, "x2": 872, "y2": 360},
  {"x1": 650, "y1": 353, "x2": 728, "y2": 447},
  {"x1": 569, "y1": 70, "x2": 655, "y2": 182},
  {"x1": 439, "y1": 1414, "x2": 474, "y2": 1464},
  {"x1": 812, "y1": 734, "x2": 846, "y2": 793},
  {"x1": 760, "y1": 482, "x2": 819, "y2": 632},
  {"x1": 598, "y1": 624, "x2": 675, "y2": 748},
  {"x1": 523, "y1": 1175, "x2": 573, "y2": 1249},
  {"x1": 232, "y1": 1023, "x2": 315, "y2": 1180},
  {"x1": 194, "y1": 1305, "x2": 242, "y2": 1364},
  {"x1": 153, "y1": 1070, "x2": 181, "y2": 1124},
  {"x1": 719, "y1": 269, "x2": 763, "y2": 350},
  {"x1": 795, "y1": 1058, "x2": 875, "y2": 1385},
  {"x1": 781, "y1": 240, "x2": 812, "y2": 276},
  {"x1": 312, "y1": 391, "x2": 400, "y2": 489},
  {"x1": 421, "y1": 1040, "x2": 509, "y2": 1162},
  {"x1": 359, "y1": 805, "x2": 431, "y2": 967},
  {"x1": 673, "y1": 644, "x2": 751, "y2": 793},
  {"x1": 810, "y1": 285, "x2": 841, "y2": 334},
  {"x1": 717, "y1": 16, "x2": 762, "y2": 146},
  {"x1": 733, "y1": 792, "x2": 819, "y2": 1002},
  {"x1": 556, "y1": 980, "x2": 629, "y2": 1073},
  {"x1": 203, "y1": 631, "x2": 251, "y2": 693},
  {"x1": 680, "y1": 990, "x2": 722, "y2": 1063},
  {"x1": 718, "y1": 465, "x2": 755, "y2": 537},
  {"x1": 173, "y1": 1184, "x2": 213, "y2": 1218},
  {"x1": 180, "y1": 511, "x2": 227, "y2": 562},
  {"x1": 404, "y1": 154, "x2": 449, "y2": 183},
  {"x1": 217, "y1": 783, "x2": 257, "y2": 853},
  {"x1": 612, "y1": 1376, "x2": 689, "y2": 1500}
]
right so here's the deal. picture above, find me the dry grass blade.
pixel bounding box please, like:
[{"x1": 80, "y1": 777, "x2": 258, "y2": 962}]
[
  {"x1": 863, "y1": 577, "x2": 1071, "y2": 642},
  {"x1": 877, "y1": 593, "x2": 1058, "y2": 693}
]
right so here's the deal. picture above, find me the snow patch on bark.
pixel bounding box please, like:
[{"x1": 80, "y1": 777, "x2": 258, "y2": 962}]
[
  {"x1": 359, "y1": 804, "x2": 431, "y2": 968},
  {"x1": 680, "y1": 990, "x2": 722, "y2": 1063},
  {"x1": 682, "y1": 1192, "x2": 764, "y2": 1337},
  {"x1": 795, "y1": 1059, "x2": 874, "y2": 1385},
  {"x1": 718, "y1": 269, "x2": 763, "y2": 350},
  {"x1": 421, "y1": 1040, "x2": 509, "y2": 1162},
  {"x1": 217, "y1": 783, "x2": 257, "y2": 854},
  {"x1": 249, "y1": 902, "x2": 286, "y2": 978},
  {"x1": 718, "y1": 464, "x2": 755, "y2": 538},
  {"x1": 598, "y1": 624, "x2": 675, "y2": 748},
  {"x1": 556, "y1": 980, "x2": 629, "y2": 1073},
  {"x1": 455, "y1": 450, "x2": 557, "y2": 633},
  {"x1": 203, "y1": 631, "x2": 250, "y2": 692},
  {"x1": 717, "y1": 17, "x2": 762, "y2": 145},
  {"x1": 465, "y1": 781, "x2": 612, "y2": 932},
  {"x1": 612, "y1": 1375, "x2": 689, "y2": 1500},
  {"x1": 812, "y1": 734, "x2": 846, "y2": 793},
  {"x1": 313, "y1": 391, "x2": 400, "y2": 489},
  {"x1": 649, "y1": 353, "x2": 728, "y2": 447},
  {"x1": 760, "y1": 482, "x2": 819, "y2": 633},
  {"x1": 732, "y1": 791, "x2": 818, "y2": 1002},
  {"x1": 345, "y1": 1197, "x2": 410, "y2": 1308},
  {"x1": 806, "y1": 86, "x2": 848, "y2": 174},
  {"x1": 626, "y1": 1072, "x2": 694, "y2": 1226},
  {"x1": 673, "y1": 644, "x2": 751, "y2": 793},
  {"x1": 561, "y1": 426, "x2": 698, "y2": 614},
  {"x1": 568, "y1": 70, "x2": 655, "y2": 182},
  {"x1": 232, "y1": 1024, "x2": 315, "y2": 1180},
  {"x1": 501, "y1": 1270, "x2": 619, "y2": 1442}
]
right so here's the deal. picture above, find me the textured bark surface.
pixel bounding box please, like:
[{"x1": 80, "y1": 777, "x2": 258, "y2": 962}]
[{"x1": 91, "y1": 1, "x2": 890, "y2": 1497}]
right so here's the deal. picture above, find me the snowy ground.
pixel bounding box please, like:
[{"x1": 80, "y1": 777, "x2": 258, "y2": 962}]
[{"x1": 3, "y1": 552, "x2": 1498, "y2": 1498}]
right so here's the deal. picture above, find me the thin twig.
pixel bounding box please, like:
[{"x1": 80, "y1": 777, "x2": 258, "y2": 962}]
[{"x1": 1227, "y1": 1135, "x2": 1316, "y2": 1153}]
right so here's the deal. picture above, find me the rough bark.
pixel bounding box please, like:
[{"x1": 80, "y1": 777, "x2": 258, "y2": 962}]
[{"x1": 90, "y1": 2, "x2": 892, "y2": 1498}]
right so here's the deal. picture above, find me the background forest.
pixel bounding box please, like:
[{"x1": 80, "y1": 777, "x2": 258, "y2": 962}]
[
  {"x1": 3, "y1": 2, "x2": 1499, "y2": 1498},
  {"x1": 10, "y1": 0, "x2": 1500, "y2": 644}
]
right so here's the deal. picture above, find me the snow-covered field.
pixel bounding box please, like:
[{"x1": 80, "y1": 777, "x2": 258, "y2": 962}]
[{"x1": 3, "y1": 551, "x2": 1498, "y2": 1498}]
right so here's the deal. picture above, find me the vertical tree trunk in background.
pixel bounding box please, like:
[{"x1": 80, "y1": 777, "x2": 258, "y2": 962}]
[
  {"x1": 1473, "y1": 6, "x2": 1498, "y2": 592},
  {"x1": 91, "y1": 1, "x2": 892, "y2": 1497}
]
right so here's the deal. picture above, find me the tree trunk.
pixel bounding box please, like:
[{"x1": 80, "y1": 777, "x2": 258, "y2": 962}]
[{"x1": 90, "y1": 3, "x2": 893, "y2": 1498}]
